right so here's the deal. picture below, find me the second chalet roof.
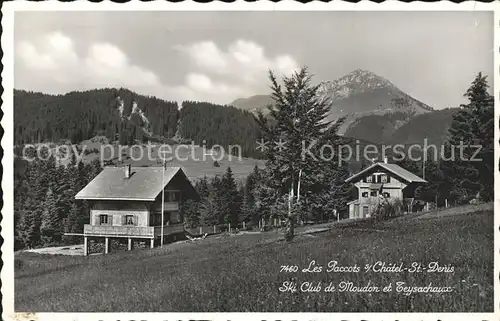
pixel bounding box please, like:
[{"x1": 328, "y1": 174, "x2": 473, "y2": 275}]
[
  {"x1": 75, "y1": 166, "x2": 191, "y2": 201},
  {"x1": 345, "y1": 162, "x2": 427, "y2": 184}
]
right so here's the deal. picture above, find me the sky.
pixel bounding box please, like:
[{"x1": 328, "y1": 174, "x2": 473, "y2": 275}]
[{"x1": 14, "y1": 11, "x2": 494, "y2": 109}]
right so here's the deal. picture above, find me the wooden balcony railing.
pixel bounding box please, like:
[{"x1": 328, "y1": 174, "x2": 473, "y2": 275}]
[{"x1": 84, "y1": 224, "x2": 185, "y2": 238}]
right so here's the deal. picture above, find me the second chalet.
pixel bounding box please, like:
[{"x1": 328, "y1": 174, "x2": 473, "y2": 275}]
[
  {"x1": 345, "y1": 158, "x2": 427, "y2": 219},
  {"x1": 75, "y1": 165, "x2": 199, "y2": 255}
]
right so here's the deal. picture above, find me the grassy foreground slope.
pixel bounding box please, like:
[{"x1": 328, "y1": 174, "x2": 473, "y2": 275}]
[{"x1": 15, "y1": 209, "x2": 493, "y2": 312}]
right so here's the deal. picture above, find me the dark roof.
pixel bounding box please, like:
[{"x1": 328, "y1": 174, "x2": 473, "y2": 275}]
[
  {"x1": 75, "y1": 166, "x2": 196, "y2": 201},
  {"x1": 345, "y1": 162, "x2": 427, "y2": 184}
]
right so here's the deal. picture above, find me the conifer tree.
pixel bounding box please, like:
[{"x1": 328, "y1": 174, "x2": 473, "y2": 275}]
[
  {"x1": 255, "y1": 67, "x2": 345, "y2": 239},
  {"x1": 40, "y1": 186, "x2": 62, "y2": 244},
  {"x1": 199, "y1": 176, "x2": 222, "y2": 226},
  {"x1": 444, "y1": 72, "x2": 494, "y2": 202},
  {"x1": 18, "y1": 197, "x2": 42, "y2": 248},
  {"x1": 195, "y1": 176, "x2": 210, "y2": 199},
  {"x1": 63, "y1": 202, "x2": 82, "y2": 244},
  {"x1": 220, "y1": 167, "x2": 240, "y2": 225},
  {"x1": 182, "y1": 199, "x2": 200, "y2": 228}
]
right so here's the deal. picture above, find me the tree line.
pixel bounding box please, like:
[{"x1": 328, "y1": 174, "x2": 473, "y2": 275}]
[
  {"x1": 395, "y1": 72, "x2": 494, "y2": 205},
  {"x1": 14, "y1": 89, "x2": 263, "y2": 158},
  {"x1": 179, "y1": 101, "x2": 262, "y2": 158},
  {"x1": 14, "y1": 88, "x2": 179, "y2": 145},
  {"x1": 182, "y1": 164, "x2": 354, "y2": 231},
  {"x1": 14, "y1": 151, "x2": 103, "y2": 250}
]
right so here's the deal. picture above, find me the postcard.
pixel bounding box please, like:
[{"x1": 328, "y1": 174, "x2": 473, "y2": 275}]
[{"x1": 2, "y1": 2, "x2": 499, "y2": 321}]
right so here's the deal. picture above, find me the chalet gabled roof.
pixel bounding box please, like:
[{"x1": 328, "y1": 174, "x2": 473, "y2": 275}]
[
  {"x1": 75, "y1": 166, "x2": 197, "y2": 201},
  {"x1": 345, "y1": 162, "x2": 427, "y2": 184}
]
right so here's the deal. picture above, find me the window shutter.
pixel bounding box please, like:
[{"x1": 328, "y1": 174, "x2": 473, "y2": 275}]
[
  {"x1": 122, "y1": 215, "x2": 126, "y2": 225},
  {"x1": 108, "y1": 215, "x2": 113, "y2": 226},
  {"x1": 94, "y1": 215, "x2": 100, "y2": 225},
  {"x1": 133, "y1": 216, "x2": 138, "y2": 226}
]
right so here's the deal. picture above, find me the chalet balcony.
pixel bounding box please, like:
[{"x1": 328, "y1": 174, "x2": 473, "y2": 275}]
[{"x1": 84, "y1": 223, "x2": 184, "y2": 238}]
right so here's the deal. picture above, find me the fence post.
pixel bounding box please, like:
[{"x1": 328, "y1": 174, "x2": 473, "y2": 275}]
[
  {"x1": 199, "y1": 226, "x2": 202, "y2": 235},
  {"x1": 243, "y1": 221, "x2": 246, "y2": 230},
  {"x1": 229, "y1": 223, "x2": 231, "y2": 232},
  {"x1": 214, "y1": 225, "x2": 216, "y2": 234},
  {"x1": 445, "y1": 199, "x2": 448, "y2": 208}
]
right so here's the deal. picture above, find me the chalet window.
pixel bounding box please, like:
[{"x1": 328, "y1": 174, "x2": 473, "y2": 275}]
[
  {"x1": 365, "y1": 176, "x2": 373, "y2": 183},
  {"x1": 168, "y1": 191, "x2": 180, "y2": 202},
  {"x1": 99, "y1": 214, "x2": 109, "y2": 225},
  {"x1": 362, "y1": 192, "x2": 368, "y2": 198},
  {"x1": 370, "y1": 191, "x2": 377, "y2": 197},
  {"x1": 381, "y1": 175, "x2": 389, "y2": 183},
  {"x1": 124, "y1": 215, "x2": 135, "y2": 226},
  {"x1": 383, "y1": 192, "x2": 390, "y2": 198}
]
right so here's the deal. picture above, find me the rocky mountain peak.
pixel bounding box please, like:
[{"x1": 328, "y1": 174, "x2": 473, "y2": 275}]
[{"x1": 317, "y1": 69, "x2": 396, "y2": 100}]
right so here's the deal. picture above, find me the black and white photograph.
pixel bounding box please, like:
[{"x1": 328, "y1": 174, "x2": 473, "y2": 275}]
[{"x1": 3, "y1": 2, "x2": 498, "y2": 318}]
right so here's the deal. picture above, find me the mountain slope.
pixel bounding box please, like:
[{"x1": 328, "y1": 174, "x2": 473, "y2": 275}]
[
  {"x1": 230, "y1": 95, "x2": 274, "y2": 112},
  {"x1": 318, "y1": 69, "x2": 432, "y2": 116},
  {"x1": 178, "y1": 101, "x2": 262, "y2": 158},
  {"x1": 14, "y1": 89, "x2": 263, "y2": 158},
  {"x1": 344, "y1": 108, "x2": 458, "y2": 146},
  {"x1": 388, "y1": 108, "x2": 457, "y2": 145},
  {"x1": 14, "y1": 88, "x2": 179, "y2": 145},
  {"x1": 230, "y1": 69, "x2": 433, "y2": 134}
]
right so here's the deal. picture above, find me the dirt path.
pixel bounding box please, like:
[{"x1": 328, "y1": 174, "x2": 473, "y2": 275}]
[{"x1": 23, "y1": 244, "x2": 85, "y2": 256}]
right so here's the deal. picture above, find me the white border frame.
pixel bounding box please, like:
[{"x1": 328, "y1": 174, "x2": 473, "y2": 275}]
[{"x1": 2, "y1": 1, "x2": 499, "y2": 320}]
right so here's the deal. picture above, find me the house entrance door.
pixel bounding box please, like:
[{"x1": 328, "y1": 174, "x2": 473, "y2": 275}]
[{"x1": 362, "y1": 206, "x2": 369, "y2": 218}]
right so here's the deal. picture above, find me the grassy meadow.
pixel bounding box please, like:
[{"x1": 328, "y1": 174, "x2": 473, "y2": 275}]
[{"x1": 15, "y1": 209, "x2": 493, "y2": 312}]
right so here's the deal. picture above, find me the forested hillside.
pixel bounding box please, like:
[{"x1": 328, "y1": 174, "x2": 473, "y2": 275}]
[
  {"x1": 15, "y1": 89, "x2": 263, "y2": 158},
  {"x1": 14, "y1": 89, "x2": 180, "y2": 145},
  {"x1": 389, "y1": 108, "x2": 457, "y2": 145},
  {"x1": 344, "y1": 108, "x2": 458, "y2": 146},
  {"x1": 178, "y1": 101, "x2": 262, "y2": 158}
]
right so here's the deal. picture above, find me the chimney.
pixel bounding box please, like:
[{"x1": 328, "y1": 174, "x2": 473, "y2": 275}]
[
  {"x1": 384, "y1": 156, "x2": 388, "y2": 164},
  {"x1": 125, "y1": 164, "x2": 131, "y2": 178}
]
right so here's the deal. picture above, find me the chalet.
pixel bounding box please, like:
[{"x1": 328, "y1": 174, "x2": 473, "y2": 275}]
[
  {"x1": 75, "y1": 165, "x2": 199, "y2": 255},
  {"x1": 345, "y1": 158, "x2": 426, "y2": 219}
]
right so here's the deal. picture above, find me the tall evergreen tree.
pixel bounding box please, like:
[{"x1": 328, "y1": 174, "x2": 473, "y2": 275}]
[
  {"x1": 220, "y1": 166, "x2": 241, "y2": 225},
  {"x1": 18, "y1": 195, "x2": 42, "y2": 248},
  {"x1": 444, "y1": 72, "x2": 494, "y2": 202},
  {"x1": 40, "y1": 186, "x2": 62, "y2": 244},
  {"x1": 181, "y1": 199, "x2": 200, "y2": 228},
  {"x1": 255, "y1": 67, "x2": 345, "y2": 239},
  {"x1": 195, "y1": 176, "x2": 210, "y2": 199},
  {"x1": 199, "y1": 176, "x2": 222, "y2": 226},
  {"x1": 63, "y1": 202, "x2": 82, "y2": 244}
]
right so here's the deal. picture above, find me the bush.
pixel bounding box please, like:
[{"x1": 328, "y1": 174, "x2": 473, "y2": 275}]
[{"x1": 371, "y1": 198, "x2": 404, "y2": 220}]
